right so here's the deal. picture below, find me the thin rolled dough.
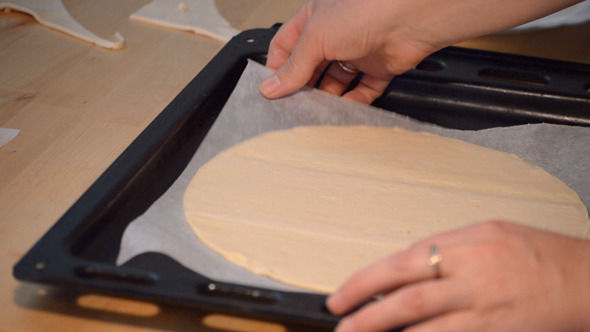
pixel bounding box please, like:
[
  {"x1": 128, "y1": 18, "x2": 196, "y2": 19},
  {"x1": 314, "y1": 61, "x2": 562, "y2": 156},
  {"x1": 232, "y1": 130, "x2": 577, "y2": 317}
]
[{"x1": 184, "y1": 126, "x2": 589, "y2": 293}]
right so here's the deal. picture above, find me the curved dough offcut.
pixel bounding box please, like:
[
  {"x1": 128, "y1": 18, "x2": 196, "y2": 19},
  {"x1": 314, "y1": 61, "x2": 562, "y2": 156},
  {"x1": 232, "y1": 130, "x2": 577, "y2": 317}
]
[
  {"x1": 1, "y1": 0, "x2": 124, "y2": 49},
  {"x1": 130, "y1": 0, "x2": 240, "y2": 43},
  {"x1": 184, "y1": 126, "x2": 589, "y2": 293}
]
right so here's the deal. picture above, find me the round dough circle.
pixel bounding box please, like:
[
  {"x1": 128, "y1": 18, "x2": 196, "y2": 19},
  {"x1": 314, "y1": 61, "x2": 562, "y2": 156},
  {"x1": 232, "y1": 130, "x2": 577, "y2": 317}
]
[{"x1": 184, "y1": 126, "x2": 589, "y2": 293}]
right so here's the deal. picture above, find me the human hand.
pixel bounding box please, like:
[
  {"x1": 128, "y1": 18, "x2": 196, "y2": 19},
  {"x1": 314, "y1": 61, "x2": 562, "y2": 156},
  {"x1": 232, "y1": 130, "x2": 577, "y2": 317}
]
[
  {"x1": 326, "y1": 221, "x2": 590, "y2": 332},
  {"x1": 259, "y1": 0, "x2": 580, "y2": 104},
  {"x1": 259, "y1": 0, "x2": 433, "y2": 104}
]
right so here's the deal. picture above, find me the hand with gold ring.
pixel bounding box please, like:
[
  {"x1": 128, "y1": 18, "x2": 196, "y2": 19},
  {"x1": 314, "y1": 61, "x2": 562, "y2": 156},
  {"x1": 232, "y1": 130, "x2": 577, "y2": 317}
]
[
  {"x1": 326, "y1": 221, "x2": 590, "y2": 332},
  {"x1": 259, "y1": 0, "x2": 580, "y2": 104},
  {"x1": 336, "y1": 61, "x2": 360, "y2": 74}
]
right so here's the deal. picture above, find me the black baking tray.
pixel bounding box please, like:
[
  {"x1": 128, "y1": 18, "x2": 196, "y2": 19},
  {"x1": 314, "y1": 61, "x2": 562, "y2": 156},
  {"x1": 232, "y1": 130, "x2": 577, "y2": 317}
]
[{"x1": 13, "y1": 26, "x2": 590, "y2": 330}]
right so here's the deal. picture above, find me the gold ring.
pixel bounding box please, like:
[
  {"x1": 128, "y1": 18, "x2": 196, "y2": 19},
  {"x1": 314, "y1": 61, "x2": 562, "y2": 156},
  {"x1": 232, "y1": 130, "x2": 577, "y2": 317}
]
[
  {"x1": 428, "y1": 245, "x2": 442, "y2": 278},
  {"x1": 336, "y1": 60, "x2": 360, "y2": 74}
]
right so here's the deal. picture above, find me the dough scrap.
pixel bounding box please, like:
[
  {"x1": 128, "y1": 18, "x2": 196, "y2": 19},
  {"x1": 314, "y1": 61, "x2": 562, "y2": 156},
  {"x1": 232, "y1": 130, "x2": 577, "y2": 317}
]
[
  {"x1": 130, "y1": 0, "x2": 240, "y2": 43},
  {"x1": 184, "y1": 126, "x2": 589, "y2": 293},
  {"x1": 0, "y1": 127, "x2": 19, "y2": 149},
  {"x1": 0, "y1": 0, "x2": 124, "y2": 50}
]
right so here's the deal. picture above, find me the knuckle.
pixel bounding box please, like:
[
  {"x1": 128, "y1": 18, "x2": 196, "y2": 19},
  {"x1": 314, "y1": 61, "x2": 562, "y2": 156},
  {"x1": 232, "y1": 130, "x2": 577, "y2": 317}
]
[
  {"x1": 340, "y1": 269, "x2": 377, "y2": 295},
  {"x1": 386, "y1": 251, "x2": 414, "y2": 275},
  {"x1": 346, "y1": 269, "x2": 369, "y2": 286},
  {"x1": 400, "y1": 287, "x2": 429, "y2": 314},
  {"x1": 475, "y1": 220, "x2": 512, "y2": 238}
]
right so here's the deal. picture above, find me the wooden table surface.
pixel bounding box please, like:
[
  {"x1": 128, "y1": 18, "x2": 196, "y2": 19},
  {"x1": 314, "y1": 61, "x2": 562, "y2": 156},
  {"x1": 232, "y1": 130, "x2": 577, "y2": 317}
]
[{"x1": 1, "y1": 1, "x2": 589, "y2": 331}]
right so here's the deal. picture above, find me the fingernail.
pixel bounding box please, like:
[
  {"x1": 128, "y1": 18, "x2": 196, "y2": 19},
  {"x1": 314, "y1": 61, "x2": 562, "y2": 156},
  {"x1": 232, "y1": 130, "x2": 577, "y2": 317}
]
[{"x1": 259, "y1": 74, "x2": 281, "y2": 98}]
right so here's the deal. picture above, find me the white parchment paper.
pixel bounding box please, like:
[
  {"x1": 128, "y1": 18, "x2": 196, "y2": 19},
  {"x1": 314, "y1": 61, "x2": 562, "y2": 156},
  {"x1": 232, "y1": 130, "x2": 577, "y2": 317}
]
[
  {"x1": 117, "y1": 60, "x2": 590, "y2": 292},
  {"x1": 511, "y1": 0, "x2": 590, "y2": 31}
]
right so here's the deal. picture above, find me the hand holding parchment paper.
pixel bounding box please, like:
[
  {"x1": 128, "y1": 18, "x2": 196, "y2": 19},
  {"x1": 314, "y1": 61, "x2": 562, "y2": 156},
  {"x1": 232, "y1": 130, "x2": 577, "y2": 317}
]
[
  {"x1": 261, "y1": 0, "x2": 590, "y2": 328},
  {"x1": 120, "y1": 60, "x2": 590, "y2": 331}
]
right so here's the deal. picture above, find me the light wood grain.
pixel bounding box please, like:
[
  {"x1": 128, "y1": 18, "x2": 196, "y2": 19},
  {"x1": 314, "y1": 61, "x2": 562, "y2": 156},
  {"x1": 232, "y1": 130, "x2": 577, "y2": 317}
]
[
  {"x1": 0, "y1": 1, "x2": 305, "y2": 331},
  {"x1": 1, "y1": 1, "x2": 589, "y2": 330}
]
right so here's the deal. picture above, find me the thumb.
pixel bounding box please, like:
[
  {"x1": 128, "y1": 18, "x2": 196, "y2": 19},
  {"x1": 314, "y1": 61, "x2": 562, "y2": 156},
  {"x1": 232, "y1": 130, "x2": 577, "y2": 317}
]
[{"x1": 259, "y1": 43, "x2": 323, "y2": 99}]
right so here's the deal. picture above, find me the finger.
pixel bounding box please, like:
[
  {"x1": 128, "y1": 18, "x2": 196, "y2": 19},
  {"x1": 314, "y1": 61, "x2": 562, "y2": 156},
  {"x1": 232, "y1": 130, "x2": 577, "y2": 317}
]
[
  {"x1": 327, "y1": 245, "x2": 444, "y2": 315},
  {"x1": 259, "y1": 35, "x2": 325, "y2": 99},
  {"x1": 403, "y1": 311, "x2": 483, "y2": 332},
  {"x1": 327, "y1": 225, "x2": 480, "y2": 316},
  {"x1": 334, "y1": 279, "x2": 472, "y2": 332},
  {"x1": 308, "y1": 60, "x2": 333, "y2": 88},
  {"x1": 265, "y1": 3, "x2": 310, "y2": 70},
  {"x1": 260, "y1": 7, "x2": 329, "y2": 99},
  {"x1": 342, "y1": 74, "x2": 392, "y2": 104},
  {"x1": 317, "y1": 61, "x2": 361, "y2": 96}
]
